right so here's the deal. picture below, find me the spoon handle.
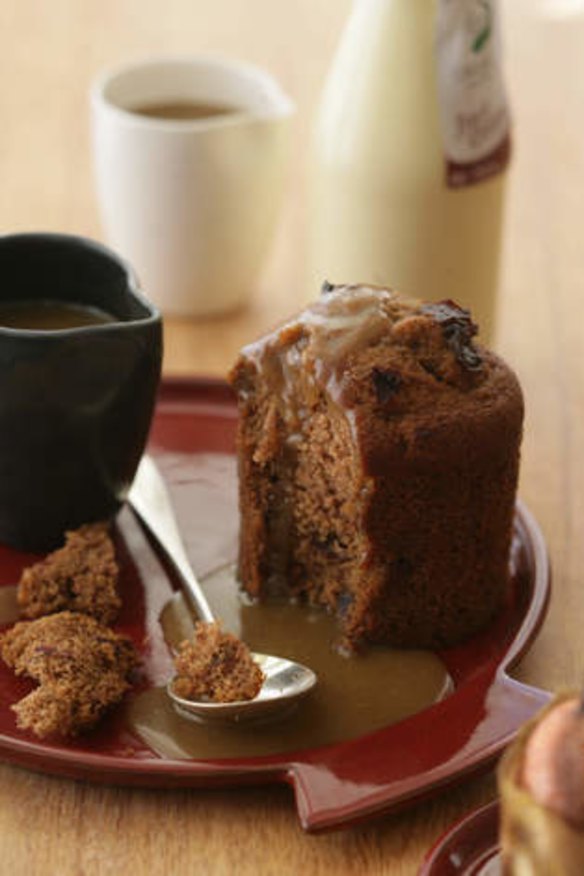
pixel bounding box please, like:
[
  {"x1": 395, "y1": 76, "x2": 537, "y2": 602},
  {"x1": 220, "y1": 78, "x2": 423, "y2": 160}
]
[{"x1": 127, "y1": 455, "x2": 215, "y2": 624}]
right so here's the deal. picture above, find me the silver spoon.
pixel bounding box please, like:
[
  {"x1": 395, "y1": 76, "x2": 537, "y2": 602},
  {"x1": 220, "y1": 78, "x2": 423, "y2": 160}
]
[{"x1": 127, "y1": 455, "x2": 317, "y2": 724}]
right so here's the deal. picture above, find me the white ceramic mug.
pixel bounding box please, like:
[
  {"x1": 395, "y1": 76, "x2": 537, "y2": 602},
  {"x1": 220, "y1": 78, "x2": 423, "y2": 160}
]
[{"x1": 90, "y1": 55, "x2": 295, "y2": 316}]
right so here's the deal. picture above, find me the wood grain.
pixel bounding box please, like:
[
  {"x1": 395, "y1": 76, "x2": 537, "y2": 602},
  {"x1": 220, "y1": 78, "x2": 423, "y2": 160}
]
[{"x1": 0, "y1": 0, "x2": 583, "y2": 872}]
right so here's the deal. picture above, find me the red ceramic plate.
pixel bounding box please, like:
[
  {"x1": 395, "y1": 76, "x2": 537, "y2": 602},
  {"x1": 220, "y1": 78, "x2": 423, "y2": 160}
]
[
  {"x1": 419, "y1": 801, "x2": 500, "y2": 875},
  {"x1": 0, "y1": 378, "x2": 551, "y2": 832}
]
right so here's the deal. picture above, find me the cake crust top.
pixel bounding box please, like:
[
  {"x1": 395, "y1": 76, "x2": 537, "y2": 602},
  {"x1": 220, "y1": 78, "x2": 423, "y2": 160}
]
[
  {"x1": 232, "y1": 286, "x2": 523, "y2": 453},
  {"x1": 237, "y1": 284, "x2": 486, "y2": 395}
]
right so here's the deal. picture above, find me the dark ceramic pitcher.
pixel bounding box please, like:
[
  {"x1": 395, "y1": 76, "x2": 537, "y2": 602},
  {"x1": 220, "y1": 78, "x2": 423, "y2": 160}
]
[{"x1": 0, "y1": 232, "x2": 162, "y2": 550}]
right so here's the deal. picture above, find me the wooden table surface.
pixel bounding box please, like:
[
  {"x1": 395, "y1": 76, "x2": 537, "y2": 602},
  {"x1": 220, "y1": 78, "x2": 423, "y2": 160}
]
[{"x1": 1, "y1": 0, "x2": 584, "y2": 872}]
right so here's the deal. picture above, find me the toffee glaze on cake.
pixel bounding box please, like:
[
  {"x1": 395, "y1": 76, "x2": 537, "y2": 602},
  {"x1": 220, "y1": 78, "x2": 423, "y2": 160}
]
[{"x1": 229, "y1": 284, "x2": 524, "y2": 649}]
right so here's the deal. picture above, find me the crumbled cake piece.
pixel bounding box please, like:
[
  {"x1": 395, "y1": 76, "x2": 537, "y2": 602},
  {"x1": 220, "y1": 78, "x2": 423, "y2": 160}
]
[
  {"x1": 173, "y1": 622, "x2": 264, "y2": 703},
  {"x1": 0, "y1": 611, "x2": 137, "y2": 737},
  {"x1": 17, "y1": 522, "x2": 121, "y2": 624},
  {"x1": 229, "y1": 284, "x2": 524, "y2": 649}
]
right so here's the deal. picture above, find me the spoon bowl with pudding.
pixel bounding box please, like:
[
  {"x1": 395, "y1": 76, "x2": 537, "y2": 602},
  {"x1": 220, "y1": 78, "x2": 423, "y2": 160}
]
[{"x1": 128, "y1": 454, "x2": 317, "y2": 725}]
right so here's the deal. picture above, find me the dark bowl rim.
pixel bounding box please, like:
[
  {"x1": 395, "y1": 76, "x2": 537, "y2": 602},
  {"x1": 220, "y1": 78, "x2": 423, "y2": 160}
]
[{"x1": 0, "y1": 231, "x2": 161, "y2": 337}]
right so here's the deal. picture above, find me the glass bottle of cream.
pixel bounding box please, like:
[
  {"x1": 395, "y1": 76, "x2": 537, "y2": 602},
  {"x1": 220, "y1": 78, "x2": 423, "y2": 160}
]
[{"x1": 309, "y1": 0, "x2": 511, "y2": 342}]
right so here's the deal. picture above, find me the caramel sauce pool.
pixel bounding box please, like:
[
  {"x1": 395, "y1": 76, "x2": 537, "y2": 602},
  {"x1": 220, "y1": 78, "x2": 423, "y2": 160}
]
[
  {"x1": 127, "y1": 565, "x2": 452, "y2": 759},
  {"x1": 0, "y1": 300, "x2": 117, "y2": 330}
]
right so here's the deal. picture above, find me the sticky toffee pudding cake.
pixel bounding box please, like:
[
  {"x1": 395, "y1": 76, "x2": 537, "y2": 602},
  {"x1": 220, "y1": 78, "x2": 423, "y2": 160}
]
[{"x1": 229, "y1": 284, "x2": 523, "y2": 649}]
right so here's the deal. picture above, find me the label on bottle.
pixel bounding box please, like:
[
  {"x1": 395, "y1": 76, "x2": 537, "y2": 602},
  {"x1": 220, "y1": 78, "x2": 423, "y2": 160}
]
[{"x1": 436, "y1": 0, "x2": 511, "y2": 188}]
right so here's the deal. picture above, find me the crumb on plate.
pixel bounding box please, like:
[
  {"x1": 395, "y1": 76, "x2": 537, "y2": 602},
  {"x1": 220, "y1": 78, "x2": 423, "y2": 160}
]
[
  {"x1": 17, "y1": 522, "x2": 121, "y2": 624},
  {"x1": 0, "y1": 610, "x2": 137, "y2": 737}
]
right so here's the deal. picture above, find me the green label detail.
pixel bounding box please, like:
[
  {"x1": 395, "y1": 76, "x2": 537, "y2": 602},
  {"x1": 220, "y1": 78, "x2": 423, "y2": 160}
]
[{"x1": 472, "y1": 1, "x2": 492, "y2": 53}]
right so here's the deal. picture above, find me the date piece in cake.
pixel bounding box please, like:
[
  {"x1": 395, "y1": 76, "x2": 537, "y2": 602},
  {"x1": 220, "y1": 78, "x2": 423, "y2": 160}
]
[
  {"x1": 229, "y1": 285, "x2": 524, "y2": 649},
  {"x1": 0, "y1": 611, "x2": 137, "y2": 737},
  {"x1": 173, "y1": 622, "x2": 264, "y2": 703},
  {"x1": 17, "y1": 522, "x2": 121, "y2": 624}
]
